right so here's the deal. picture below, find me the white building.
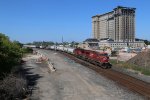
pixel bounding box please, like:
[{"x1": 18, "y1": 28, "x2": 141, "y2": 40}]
[{"x1": 99, "y1": 38, "x2": 145, "y2": 49}]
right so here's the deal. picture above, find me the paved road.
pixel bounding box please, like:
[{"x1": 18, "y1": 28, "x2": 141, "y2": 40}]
[{"x1": 23, "y1": 49, "x2": 144, "y2": 100}]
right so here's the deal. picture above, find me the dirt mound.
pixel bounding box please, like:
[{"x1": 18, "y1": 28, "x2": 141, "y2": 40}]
[{"x1": 127, "y1": 50, "x2": 150, "y2": 69}]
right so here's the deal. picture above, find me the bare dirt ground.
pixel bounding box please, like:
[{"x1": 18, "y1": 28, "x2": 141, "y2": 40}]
[
  {"x1": 128, "y1": 50, "x2": 150, "y2": 69},
  {"x1": 22, "y1": 49, "x2": 144, "y2": 100},
  {"x1": 110, "y1": 52, "x2": 137, "y2": 61}
]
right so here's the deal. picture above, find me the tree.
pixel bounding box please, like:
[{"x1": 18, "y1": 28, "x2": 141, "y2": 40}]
[
  {"x1": 0, "y1": 33, "x2": 23, "y2": 76},
  {"x1": 144, "y1": 40, "x2": 150, "y2": 45},
  {"x1": 70, "y1": 41, "x2": 79, "y2": 47},
  {"x1": 13, "y1": 40, "x2": 23, "y2": 48}
]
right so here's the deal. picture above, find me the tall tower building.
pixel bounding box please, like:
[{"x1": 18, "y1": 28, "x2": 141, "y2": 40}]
[{"x1": 92, "y1": 6, "x2": 136, "y2": 42}]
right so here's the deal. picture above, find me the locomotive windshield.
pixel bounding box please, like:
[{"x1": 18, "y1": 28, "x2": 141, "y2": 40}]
[{"x1": 99, "y1": 53, "x2": 108, "y2": 56}]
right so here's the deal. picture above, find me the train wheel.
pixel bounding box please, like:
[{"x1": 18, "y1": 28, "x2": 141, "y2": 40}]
[
  {"x1": 101, "y1": 63, "x2": 107, "y2": 69},
  {"x1": 108, "y1": 63, "x2": 112, "y2": 68},
  {"x1": 102, "y1": 66, "x2": 107, "y2": 69}
]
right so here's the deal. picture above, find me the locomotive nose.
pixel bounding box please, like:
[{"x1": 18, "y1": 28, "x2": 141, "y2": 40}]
[{"x1": 102, "y1": 57, "x2": 109, "y2": 62}]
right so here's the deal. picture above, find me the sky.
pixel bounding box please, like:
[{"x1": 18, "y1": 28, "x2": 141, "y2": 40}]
[{"x1": 0, "y1": 0, "x2": 150, "y2": 43}]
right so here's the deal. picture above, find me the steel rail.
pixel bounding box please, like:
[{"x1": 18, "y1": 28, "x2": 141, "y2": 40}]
[{"x1": 59, "y1": 51, "x2": 150, "y2": 99}]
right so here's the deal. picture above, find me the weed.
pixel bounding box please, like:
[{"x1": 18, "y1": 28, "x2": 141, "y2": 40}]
[{"x1": 110, "y1": 59, "x2": 150, "y2": 76}]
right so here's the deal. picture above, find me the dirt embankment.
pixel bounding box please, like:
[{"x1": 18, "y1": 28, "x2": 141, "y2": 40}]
[{"x1": 127, "y1": 50, "x2": 150, "y2": 69}]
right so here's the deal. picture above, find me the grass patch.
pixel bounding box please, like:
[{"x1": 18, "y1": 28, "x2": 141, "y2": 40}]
[
  {"x1": 109, "y1": 59, "x2": 124, "y2": 65},
  {"x1": 110, "y1": 59, "x2": 150, "y2": 76},
  {"x1": 22, "y1": 47, "x2": 33, "y2": 54}
]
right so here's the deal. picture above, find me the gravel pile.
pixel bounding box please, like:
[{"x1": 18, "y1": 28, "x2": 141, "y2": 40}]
[{"x1": 127, "y1": 50, "x2": 150, "y2": 69}]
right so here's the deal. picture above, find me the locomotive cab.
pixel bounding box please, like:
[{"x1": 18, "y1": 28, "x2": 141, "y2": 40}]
[
  {"x1": 98, "y1": 52, "x2": 111, "y2": 68},
  {"x1": 99, "y1": 53, "x2": 109, "y2": 63},
  {"x1": 73, "y1": 48, "x2": 111, "y2": 69}
]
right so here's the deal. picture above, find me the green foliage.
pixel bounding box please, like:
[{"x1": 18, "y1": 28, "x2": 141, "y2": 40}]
[
  {"x1": 110, "y1": 59, "x2": 150, "y2": 76},
  {"x1": 144, "y1": 40, "x2": 150, "y2": 45},
  {"x1": 111, "y1": 51, "x2": 118, "y2": 57},
  {"x1": 0, "y1": 33, "x2": 23, "y2": 75},
  {"x1": 27, "y1": 41, "x2": 54, "y2": 47},
  {"x1": 70, "y1": 41, "x2": 79, "y2": 47},
  {"x1": 135, "y1": 38, "x2": 150, "y2": 45},
  {"x1": 22, "y1": 47, "x2": 33, "y2": 54},
  {"x1": 13, "y1": 40, "x2": 23, "y2": 48},
  {"x1": 26, "y1": 41, "x2": 79, "y2": 48}
]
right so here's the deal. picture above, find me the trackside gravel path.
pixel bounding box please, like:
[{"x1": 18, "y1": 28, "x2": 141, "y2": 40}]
[{"x1": 23, "y1": 49, "x2": 144, "y2": 100}]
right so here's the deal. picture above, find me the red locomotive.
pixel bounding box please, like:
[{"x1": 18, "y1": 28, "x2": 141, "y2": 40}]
[{"x1": 73, "y1": 48, "x2": 111, "y2": 69}]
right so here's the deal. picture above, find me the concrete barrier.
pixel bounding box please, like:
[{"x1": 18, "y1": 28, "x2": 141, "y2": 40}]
[{"x1": 47, "y1": 61, "x2": 56, "y2": 72}]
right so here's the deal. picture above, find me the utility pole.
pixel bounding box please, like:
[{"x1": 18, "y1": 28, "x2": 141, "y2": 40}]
[
  {"x1": 62, "y1": 35, "x2": 64, "y2": 50},
  {"x1": 55, "y1": 42, "x2": 57, "y2": 51},
  {"x1": 62, "y1": 35, "x2": 63, "y2": 44}
]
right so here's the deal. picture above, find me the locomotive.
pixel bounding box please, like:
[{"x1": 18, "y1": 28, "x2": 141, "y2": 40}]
[
  {"x1": 73, "y1": 48, "x2": 111, "y2": 69},
  {"x1": 48, "y1": 46, "x2": 111, "y2": 69}
]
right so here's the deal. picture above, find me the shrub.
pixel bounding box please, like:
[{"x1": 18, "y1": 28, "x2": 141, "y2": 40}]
[
  {"x1": 111, "y1": 51, "x2": 118, "y2": 57},
  {"x1": 22, "y1": 47, "x2": 33, "y2": 54},
  {"x1": 110, "y1": 59, "x2": 150, "y2": 76},
  {"x1": 0, "y1": 74, "x2": 27, "y2": 99},
  {"x1": 0, "y1": 33, "x2": 23, "y2": 75}
]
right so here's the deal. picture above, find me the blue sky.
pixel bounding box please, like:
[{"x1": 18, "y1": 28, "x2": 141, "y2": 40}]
[{"x1": 0, "y1": 0, "x2": 150, "y2": 43}]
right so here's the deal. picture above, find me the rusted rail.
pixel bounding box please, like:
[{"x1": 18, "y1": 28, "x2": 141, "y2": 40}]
[{"x1": 60, "y1": 51, "x2": 150, "y2": 99}]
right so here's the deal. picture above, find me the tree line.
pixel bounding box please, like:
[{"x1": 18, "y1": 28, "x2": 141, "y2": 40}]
[
  {"x1": 27, "y1": 41, "x2": 79, "y2": 47},
  {"x1": 0, "y1": 33, "x2": 25, "y2": 76}
]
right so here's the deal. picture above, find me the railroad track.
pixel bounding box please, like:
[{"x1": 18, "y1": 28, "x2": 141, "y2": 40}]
[{"x1": 59, "y1": 51, "x2": 150, "y2": 99}]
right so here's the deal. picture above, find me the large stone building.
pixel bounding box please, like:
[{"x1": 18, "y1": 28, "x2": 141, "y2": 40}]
[{"x1": 92, "y1": 6, "x2": 136, "y2": 42}]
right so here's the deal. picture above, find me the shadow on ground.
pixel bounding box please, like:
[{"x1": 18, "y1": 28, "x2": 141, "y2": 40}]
[{"x1": 20, "y1": 66, "x2": 42, "y2": 95}]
